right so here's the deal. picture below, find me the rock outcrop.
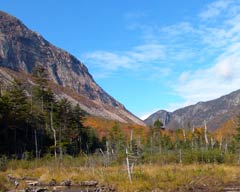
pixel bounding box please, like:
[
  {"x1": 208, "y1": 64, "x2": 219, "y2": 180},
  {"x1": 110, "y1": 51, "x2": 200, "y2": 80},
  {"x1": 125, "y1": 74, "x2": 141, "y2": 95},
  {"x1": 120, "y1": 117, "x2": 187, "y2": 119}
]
[
  {"x1": 0, "y1": 10, "x2": 145, "y2": 126},
  {"x1": 145, "y1": 89, "x2": 240, "y2": 130}
]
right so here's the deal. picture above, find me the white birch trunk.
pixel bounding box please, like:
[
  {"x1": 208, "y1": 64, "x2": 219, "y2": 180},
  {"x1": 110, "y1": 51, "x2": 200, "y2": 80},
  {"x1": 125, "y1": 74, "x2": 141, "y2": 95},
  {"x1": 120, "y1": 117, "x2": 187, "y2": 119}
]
[
  {"x1": 204, "y1": 120, "x2": 209, "y2": 147},
  {"x1": 50, "y1": 103, "x2": 57, "y2": 159},
  {"x1": 183, "y1": 129, "x2": 186, "y2": 143},
  {"x1": 126, "y1": 148, "x2": 132, "y2": 183}
]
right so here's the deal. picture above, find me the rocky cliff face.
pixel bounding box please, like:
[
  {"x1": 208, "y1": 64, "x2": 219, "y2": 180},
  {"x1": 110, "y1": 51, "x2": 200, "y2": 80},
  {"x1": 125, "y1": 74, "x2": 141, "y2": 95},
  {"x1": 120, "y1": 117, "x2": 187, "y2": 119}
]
[
  {"x1": 144, "y1": 110, "x2": 170, "y2": 127},
  {"x1": 145, "y1": 90, "x2": 240, "y2": 131},
  {"x1": 0, "y1": 11, "x2": 145, "y2": 126}
]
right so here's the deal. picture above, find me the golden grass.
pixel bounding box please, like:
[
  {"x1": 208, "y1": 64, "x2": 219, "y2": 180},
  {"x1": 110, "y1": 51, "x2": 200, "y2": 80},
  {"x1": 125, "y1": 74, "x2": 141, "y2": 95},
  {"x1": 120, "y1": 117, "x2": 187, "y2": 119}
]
[{"x1": 2, "y1": 158, "x2": 240, "y2": 192}]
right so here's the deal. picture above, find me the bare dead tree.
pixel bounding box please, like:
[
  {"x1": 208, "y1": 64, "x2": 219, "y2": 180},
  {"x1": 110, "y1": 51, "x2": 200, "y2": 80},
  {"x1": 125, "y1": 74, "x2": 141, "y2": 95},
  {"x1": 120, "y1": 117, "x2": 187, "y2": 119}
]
[
  {"x1": 126, "y1": 148, "x2": 132, "y2": 183},
  {"x1": 34, "y1": 129, "x2": 38, "y2": 158},
  {"x1": 182, "y1": 129, "x2": 186, "y2": 143},
  {"x1": 219, "y1": 135, "x2": 223, "y2": 150},
  {"x1": 192, "y1": 125, "x2": 195, "y2": 149},
  {"x1": 210, "y1": 136, "x2": 215, "y2": 149},
  {"x1": 50, "y1": 103, "x2": 57, "y2": 159},
  {"x1": 130, "y1": 129, "x2": 133, "y2": 152},
  {"x1": 204, "y1": 120, "x2": 209, "y2": 148}
]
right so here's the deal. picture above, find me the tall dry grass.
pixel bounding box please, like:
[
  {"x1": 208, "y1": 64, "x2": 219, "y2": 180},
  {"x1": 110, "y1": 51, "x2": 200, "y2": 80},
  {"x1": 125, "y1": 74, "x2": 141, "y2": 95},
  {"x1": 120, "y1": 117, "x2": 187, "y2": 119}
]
[{"x1": 2, "y1": 157, "x2": 240, "y2": 191}]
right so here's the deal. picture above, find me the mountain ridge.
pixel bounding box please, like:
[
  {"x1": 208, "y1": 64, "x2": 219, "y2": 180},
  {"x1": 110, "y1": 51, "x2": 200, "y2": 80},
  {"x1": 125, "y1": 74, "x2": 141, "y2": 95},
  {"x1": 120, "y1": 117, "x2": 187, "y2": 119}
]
[
  {"x1": 0, "y1": 10, "x2": 145, "y2": 126},
  {"x1": 145, "y1": 89, "x2": 240, "y2": 130}
]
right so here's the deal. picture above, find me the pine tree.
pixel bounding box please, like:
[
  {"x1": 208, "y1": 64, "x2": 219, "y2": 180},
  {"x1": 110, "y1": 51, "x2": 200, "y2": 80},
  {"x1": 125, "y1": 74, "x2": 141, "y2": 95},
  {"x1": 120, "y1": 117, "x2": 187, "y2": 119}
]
[
  {"x1": 9, "y1": 80, "x2": 30, "y2": 155},
  {"x1": 55, "y1": 98, "x2": 72, "y2": 158},
  {"x1": 109, "y1": 123, "x2": 126, "y2": 153},
  {"x1": 152, "y1": 119, "x2": 163, "y2": 153},
  {"x1": 232, "y1": 113, "x2": 240, "y2": 153}
]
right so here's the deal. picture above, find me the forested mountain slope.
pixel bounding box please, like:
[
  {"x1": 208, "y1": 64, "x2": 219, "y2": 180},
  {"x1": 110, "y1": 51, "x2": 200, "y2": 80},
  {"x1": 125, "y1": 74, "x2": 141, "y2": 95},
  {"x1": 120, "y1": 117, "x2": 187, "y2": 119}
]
[
  {"x1": 145, "y1": 89, "x2": 240, "y2": 131},
  {"x1": 0, "y1": 11, "x2": 144, "y2": 126}
]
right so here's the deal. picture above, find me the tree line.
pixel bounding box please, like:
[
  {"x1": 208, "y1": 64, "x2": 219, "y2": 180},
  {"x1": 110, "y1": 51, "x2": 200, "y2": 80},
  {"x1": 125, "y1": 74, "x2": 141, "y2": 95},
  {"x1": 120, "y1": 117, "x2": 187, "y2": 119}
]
[
  {"x1": 0, "y1": 66, "x2": 103, "y2": 158},
  {"x1": 101, "y1": 118, "x2": 240, "y2": 165},
  {"x1": 1, "y1": 65, "x2": 240, "y2": 165}
]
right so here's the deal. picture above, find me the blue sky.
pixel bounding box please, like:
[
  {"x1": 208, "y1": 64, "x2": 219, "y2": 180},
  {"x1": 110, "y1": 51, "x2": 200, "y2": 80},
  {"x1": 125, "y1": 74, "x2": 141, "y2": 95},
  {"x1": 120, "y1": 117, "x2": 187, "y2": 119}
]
[{"x1": 2, "y1": 0, "x2": 240, "y2": 119}]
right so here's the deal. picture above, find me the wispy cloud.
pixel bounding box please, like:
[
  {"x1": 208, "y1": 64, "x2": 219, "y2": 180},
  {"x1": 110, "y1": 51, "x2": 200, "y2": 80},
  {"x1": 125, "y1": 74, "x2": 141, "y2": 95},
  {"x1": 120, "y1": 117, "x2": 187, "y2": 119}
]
[
  {"x1": 174, "y1": 1, "x2": 240, "y2": 107},
  {"x1": 177, "y1": 49, "x2": 240, "y2": 106},
  {"x1": 82, "y1": 43, "x2": 166, "y2": 76},
  {"x1": 139, "y1": 108, "x2": 161, "y2": 120},
  {"x1": 82, "y1": 51, "x2": 135, "y2": 71},
  {"x1": 199, "y1": 0, "x2": 233, "y2": 20},
  {"x1": 82, "y1": 0, "x2": 240, "y2": 114}
]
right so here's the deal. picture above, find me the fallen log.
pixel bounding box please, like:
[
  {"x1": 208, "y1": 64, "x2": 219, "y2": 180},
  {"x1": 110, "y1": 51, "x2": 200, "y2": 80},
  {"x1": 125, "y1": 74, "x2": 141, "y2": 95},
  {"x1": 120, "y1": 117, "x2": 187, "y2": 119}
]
[{"x1": 78, "y1": 180, "x2": 98, "y2": 187}]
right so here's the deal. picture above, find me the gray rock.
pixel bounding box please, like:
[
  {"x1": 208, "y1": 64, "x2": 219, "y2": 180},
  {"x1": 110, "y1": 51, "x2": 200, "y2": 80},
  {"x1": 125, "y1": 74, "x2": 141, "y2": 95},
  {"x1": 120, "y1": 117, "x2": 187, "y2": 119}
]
[
  {"x1": 0, "y1": 11, "x2": 144, "y2": 126},
  {"x1": 145, "y1": 89, "x2": 240, "y2": 131}
]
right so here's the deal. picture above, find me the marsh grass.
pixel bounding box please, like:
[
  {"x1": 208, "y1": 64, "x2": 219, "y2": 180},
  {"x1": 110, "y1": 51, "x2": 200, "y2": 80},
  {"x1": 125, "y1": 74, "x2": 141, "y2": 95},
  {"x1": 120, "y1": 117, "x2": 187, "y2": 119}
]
[{"x1": 2, "y1": 156, "x2": 240, "y2": 191}]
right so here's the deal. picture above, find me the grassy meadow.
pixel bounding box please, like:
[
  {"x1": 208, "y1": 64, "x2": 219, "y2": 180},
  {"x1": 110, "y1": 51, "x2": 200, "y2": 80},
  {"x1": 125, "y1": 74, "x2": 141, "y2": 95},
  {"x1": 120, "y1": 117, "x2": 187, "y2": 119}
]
[{"x1": 1, "y1": 156, "x2": 240, "y2": 192}]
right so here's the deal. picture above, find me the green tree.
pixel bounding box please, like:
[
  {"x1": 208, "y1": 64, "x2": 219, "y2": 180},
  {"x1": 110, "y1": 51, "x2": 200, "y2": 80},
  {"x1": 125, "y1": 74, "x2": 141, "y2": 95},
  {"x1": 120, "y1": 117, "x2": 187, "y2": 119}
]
[
  {"x1": 68, "y1": 104, "x2": 85, "y2": 155},
  {"x1": 152, "y1": 119, "x2": 164, "y2": 153},
  {"x1": 109, "y1": 123, "x2": 126, "y2": 153},
  {"x1": 32, "y1": 65, "x2": 54, "y2": 112},
  {"x1": 153, "y1": 119, "x2": 163, "y2": 129},
  {"x1": 55, "y1": 98, "x2": 72, "y2": 158},
  {"x1": 8, "y1": 80, "x2": 30, "y2": 156},
  {"x1": 231, "y1": 113, "x2": 240, "y2": 153}
]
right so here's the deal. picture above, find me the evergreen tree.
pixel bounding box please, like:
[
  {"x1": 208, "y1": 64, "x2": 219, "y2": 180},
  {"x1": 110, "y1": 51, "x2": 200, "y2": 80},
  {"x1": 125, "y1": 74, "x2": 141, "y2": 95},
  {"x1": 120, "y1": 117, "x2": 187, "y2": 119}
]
[
  {"x1": 7, "y1": 80, "x2": 30, "y2": 156},
  {"x1": 68, "y1": 104, "x2": 85, "y2": 155},
  {"x1": 109, "y1": 123, "x2": 126, "y2": 153},
  {"x1": 152, "y1": 119, "x2": 163, "y2": 153},
  {"x1": 55, "y1": 98, "x2": 72, "y2": 158},
  {"x1": 232, "y1": 114, "x2": 240, "y2": 153}
]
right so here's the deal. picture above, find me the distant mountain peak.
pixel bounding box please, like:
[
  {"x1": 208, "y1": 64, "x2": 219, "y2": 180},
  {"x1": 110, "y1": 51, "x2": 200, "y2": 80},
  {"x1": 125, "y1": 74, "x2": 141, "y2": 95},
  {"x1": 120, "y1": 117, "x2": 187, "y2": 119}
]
[{"x1": 145, "y1": 89, "x2": 240, "y2": 130}]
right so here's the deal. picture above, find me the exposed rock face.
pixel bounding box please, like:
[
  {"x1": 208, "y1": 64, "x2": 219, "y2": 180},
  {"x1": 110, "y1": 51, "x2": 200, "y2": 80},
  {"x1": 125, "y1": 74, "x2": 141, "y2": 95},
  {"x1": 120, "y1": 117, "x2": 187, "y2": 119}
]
[
  {"x1": 145, "y1": 90, "x2": 240, "y2": 131},
  {"x1": 0, "y1": 11, "x2": 144, "y2": 126},
  {"x1": 144, "y1": 110, "x2": 170, "y2": 127}
]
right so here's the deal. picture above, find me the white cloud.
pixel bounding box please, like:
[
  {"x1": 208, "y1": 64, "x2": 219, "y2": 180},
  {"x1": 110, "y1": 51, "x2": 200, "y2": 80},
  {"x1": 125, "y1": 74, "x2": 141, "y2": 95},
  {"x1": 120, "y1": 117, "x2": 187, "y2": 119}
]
[
  {"x1": 199, "y1": 0, "x2": 232, "y2": 20},
  {"x1": 176, "y1": 51, "x2": 240, "y2": 106},
  {"x1": 82, "y1": 43, "x2": 166, "y2": 76},
  {"x1": 179, "y1": 71, "x2": 190, "y2": 82},
  {"x1": 168, "y1": 0, "x2": 240, "y2": 110},
  {"x1": 139, "y1": 108, "x2": 160, "y2": 120},
  {"x1": 82, "y1": 0, "x2": 240, "y2": 114},
  {"x1": 82, "y1": 51, "x2": 135, "y2": 71},
  {"x1": 160, "y1": 22, "x2": 195, "y2": 36}
]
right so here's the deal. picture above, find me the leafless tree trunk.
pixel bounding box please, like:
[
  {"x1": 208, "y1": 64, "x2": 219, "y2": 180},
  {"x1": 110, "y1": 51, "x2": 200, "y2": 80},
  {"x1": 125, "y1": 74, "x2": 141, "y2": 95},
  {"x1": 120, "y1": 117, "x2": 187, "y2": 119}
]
[
  {"x1": 50, "y1": 103, "x2": 57, "y2": 159},
  {"x1": 210, "y1": 136, "x2": 215, "y2": 149},
  {"x1": 219, "y1": 136, "x2": 223, "y2": 150},
  {"x1": 106, "y1": 141, "x2": 110, "y2": 165},
  {"x1": 137, "y1": 136, "x2": 141, "y2": 155},
  {"x1": 192, "y1": 125, "x2": 195, "y2": 149},
  {"x1": 30, "y1": 87, "x2": 33, "y2": 113},
  {"x1": 126, "y1": 148, "x2": 132, "y2": 183},
  {"x1": 130, "y1": 129, "x2": 133, "y2": 151},
  {"x1": 183, "y1": 129, "x2": 186, "y2": 143},
  {"x1": 41, "y1": 96, "x2": 44, "y2": 113},
  {"x1": 224, "y1": 141, "x2": 228, "y2": 153},
  {"x1": 34, "y1": 129, "x2": 38, "y2": 158},
  {"x1": 204, "y1": 120, "x2": 209, "y2": 148},
  {"x1": 59, "y1": 123, "x2": 63, "y2": 160},
  {"x1": 148, "y1": 136, "x2": 151, "y2": 155}
]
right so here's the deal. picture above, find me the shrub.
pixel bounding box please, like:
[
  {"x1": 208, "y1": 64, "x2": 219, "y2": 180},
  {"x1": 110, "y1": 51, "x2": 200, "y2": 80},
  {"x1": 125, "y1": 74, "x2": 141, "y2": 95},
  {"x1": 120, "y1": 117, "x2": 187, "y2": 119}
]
[{"x1": 0, "y1": 155, "x2": 7, "y2": 171}]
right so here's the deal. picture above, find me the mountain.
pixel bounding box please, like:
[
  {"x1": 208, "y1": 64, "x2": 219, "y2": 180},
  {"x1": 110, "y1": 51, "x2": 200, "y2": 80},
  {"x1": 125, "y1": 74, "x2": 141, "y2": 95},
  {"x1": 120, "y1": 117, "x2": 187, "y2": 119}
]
[
  {"x1": 144, "y1": 89, "x2": 240, "y2": 131},
  {"x1": 0, "y1": 11, "x2": 144, "y2": 126}
]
